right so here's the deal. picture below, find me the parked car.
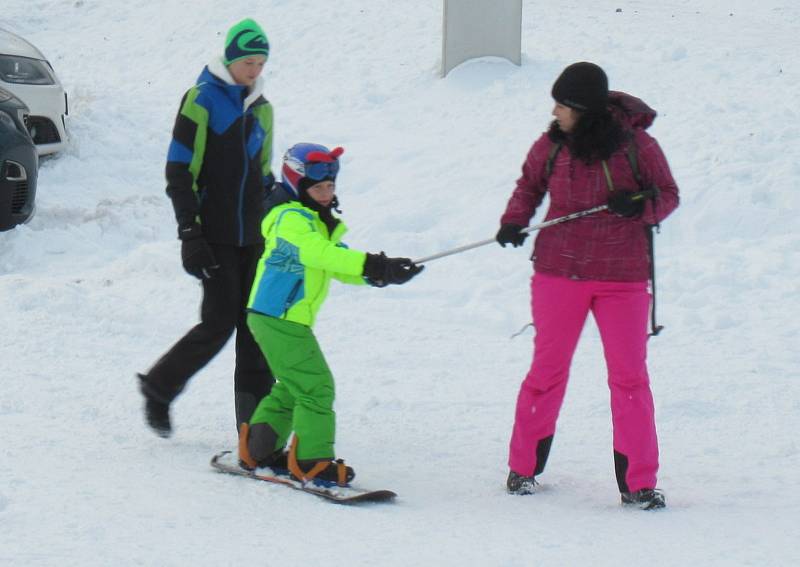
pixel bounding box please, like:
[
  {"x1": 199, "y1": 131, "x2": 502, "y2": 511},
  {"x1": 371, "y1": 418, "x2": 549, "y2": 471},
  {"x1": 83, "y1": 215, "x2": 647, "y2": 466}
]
[
  {"x1": 0, "y1": 28, "x2": 68, "y2": 155},
  {"x1": 0, "y1": 86, "x2": 37, "y2": 230}
]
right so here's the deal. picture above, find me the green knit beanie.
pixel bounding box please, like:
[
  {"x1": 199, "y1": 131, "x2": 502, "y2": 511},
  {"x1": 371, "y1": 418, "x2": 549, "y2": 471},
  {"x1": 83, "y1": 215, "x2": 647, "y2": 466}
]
[{"x1": 224, "y1": 18, "x2": 269, "y2": 65}]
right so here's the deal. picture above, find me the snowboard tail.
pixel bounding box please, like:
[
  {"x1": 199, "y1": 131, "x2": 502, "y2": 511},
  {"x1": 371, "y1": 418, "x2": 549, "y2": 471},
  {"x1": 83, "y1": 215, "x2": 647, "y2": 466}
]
[{"x1": 210, "y1": 451, "x2": 397, "y2": 504}]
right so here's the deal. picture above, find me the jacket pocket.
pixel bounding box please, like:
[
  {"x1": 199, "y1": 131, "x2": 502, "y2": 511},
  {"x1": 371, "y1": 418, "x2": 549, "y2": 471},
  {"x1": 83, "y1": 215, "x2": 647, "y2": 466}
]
[{"x1": 282, "y1": 280, "x2": 303, "y2": 317}]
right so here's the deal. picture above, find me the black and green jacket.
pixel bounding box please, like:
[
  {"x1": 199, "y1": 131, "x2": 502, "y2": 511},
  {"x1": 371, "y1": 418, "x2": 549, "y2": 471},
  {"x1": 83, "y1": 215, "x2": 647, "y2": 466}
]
[{"x1": 165, "y1": 58, "x2": 274, "y2": 246}]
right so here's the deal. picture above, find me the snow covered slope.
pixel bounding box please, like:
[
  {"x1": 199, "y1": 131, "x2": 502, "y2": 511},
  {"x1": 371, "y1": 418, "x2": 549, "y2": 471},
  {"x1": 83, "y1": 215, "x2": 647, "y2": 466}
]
[{"x1": 1, "y1": 1, "x2": 798, "y2": 565}]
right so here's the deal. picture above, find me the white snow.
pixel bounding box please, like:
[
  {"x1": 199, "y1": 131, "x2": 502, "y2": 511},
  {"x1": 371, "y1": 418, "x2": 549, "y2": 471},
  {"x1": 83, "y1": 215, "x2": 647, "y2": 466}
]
[{"x1": 1, "y1": 1, "x2": 799, "y2": 565}]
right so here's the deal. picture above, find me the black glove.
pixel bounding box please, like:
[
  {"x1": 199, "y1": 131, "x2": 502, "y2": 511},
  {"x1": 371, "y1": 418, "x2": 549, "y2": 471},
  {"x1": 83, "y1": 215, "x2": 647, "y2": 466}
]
[
  {"x1": 607, "y1": 189, "x2": 657, "y2": 218},
  {"x1": 179, "y1": 225, "x2": 219, "y2": 279},
  {"x1": 496, "y1": 224, "x2": 528, "y2": 248},
  {"x1": 363, "y1": 252, "x2": 424, "y2": 287}
]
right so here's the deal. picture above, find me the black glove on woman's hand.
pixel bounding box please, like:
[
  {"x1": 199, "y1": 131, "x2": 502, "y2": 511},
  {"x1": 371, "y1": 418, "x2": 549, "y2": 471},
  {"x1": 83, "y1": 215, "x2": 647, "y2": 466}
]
[
  {"x1": 363, "y1": 252, "x2": 424, "y2": 287},
  {"x1": 607, "y1": 191, "x2": 648, "y2": 218},
  {"x1": 179, "y1": 225, "x2": 219, "y2": 279},
  {"x1": 496, "y1": 224, "x2": 528, "y2": 247}
]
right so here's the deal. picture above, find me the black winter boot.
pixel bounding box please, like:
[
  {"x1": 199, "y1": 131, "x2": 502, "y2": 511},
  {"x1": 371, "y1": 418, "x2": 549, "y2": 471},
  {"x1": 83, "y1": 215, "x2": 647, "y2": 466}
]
[
  {"x1": 263, "y1": 450, "x2": 289, "y2": 471},
  {"x1": 507, "y1": 470, "x2": 538, "y2": 495},
  {"x1": 621, "y1": 488, "x2": 666, "y2": 510},
  {"x1": 238, "y1": 422, "x2": 289, "y2": 471},
  {"x1": 294, "y1": 459, "x2": 355, "y2": 487},
  {"x1": 245, "y1": 423, "x2": 288, "y2": 470},
  {"x1": 138, "y1": 373, "x2": 172, "y2": 438},
  {"x1": 238, "y1": 449, "x2": 288, "y2": 472}
]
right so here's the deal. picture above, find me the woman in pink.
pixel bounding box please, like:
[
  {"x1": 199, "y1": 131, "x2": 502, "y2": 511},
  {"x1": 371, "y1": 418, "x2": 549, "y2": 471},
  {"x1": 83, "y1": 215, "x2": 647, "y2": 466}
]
[{"x1": 496, "y1": 62, "x2": 679, "y2": 509}]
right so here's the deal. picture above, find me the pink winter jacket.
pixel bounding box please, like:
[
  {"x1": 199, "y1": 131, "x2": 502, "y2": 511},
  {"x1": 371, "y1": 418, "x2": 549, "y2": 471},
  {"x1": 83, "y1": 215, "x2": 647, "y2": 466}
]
[{"x1": 500, "y1": 92, "x2": 679, "y2": 281}]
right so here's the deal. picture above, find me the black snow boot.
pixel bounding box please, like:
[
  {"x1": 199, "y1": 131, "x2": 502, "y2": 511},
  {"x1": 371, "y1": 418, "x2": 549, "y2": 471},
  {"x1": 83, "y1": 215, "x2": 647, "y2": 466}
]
[
  {"x1": 137, "y1": 373, "x2": 172, "y2": 438},
  {"x1": 294, "y1": 459, "x2": 355, "y2": 487},
  {"x1": 264, "y1": 450, "x2": 289, "y2": 471},
  {"x1": 285, "y1": 436, "x2": 354, "y2": 487},
  {"x1": 507, "y1": 470, "x2": 538, "y2": 495},
  {"x1": 621, "y1": 488, "x2": 666, "y2": 510},
  {"x1": 238, "y1": 422, "x2": 289, "y2": 471},
  {"x1": 239, "y1": 448, "x2": 288, "y2": 472}
]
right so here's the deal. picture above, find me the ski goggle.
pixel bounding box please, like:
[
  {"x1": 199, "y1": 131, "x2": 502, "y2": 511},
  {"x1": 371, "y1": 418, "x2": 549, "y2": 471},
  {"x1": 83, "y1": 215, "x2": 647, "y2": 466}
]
[
  {"x1": 303, "y1": 147, "x2": 344, "y2": 180},
  {"x1": 304, "y1": 160, "x2": 340, "y2": 181}
]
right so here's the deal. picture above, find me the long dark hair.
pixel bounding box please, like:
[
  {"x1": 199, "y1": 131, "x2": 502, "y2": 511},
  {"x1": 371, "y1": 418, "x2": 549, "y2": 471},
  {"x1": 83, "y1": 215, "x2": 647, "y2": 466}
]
[{"x1": 547, "y1": 108, "x2": 625, "y2": 163}]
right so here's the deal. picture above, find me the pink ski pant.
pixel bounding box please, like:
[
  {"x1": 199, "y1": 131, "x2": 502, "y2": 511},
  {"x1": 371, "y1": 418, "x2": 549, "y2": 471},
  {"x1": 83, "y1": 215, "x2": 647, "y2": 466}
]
[{"x1": 508, "y1": 272, "x2": 659, "y2": 492}]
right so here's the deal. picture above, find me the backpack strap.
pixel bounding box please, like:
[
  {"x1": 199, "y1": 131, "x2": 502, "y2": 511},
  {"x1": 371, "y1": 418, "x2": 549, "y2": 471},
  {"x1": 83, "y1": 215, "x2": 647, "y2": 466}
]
[
  {"x1": 626, "y1": 141, "x2": 642, "y2": 187},
  {"x1": 625, "y1": 136, "x2": 663, "y2": 337},
  {"x1": 645, "y1": 226, "x2": 664, "y2": 337},
  {"x1": 601, "y1": 160, "x2": 616, "y2": 192},
  {"x1": 602, "y1": 137, "x2": 641, "y2": 193},
  {"x1": 545, "y1": 142, "x2": 562, "y2": 181}
]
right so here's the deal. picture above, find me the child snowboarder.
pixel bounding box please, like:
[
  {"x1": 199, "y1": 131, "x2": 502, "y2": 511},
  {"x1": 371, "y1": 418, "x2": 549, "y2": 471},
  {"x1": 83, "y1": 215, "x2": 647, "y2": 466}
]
[{"x1": 238, "y1": 142, "x2": 423, "y2": 486}]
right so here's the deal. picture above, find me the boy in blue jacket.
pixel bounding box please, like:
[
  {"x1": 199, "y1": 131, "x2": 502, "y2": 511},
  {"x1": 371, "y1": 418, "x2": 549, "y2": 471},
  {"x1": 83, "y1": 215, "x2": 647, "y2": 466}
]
[{"x1": 138, "y1": 19, "x2": 275, "y2": 437}]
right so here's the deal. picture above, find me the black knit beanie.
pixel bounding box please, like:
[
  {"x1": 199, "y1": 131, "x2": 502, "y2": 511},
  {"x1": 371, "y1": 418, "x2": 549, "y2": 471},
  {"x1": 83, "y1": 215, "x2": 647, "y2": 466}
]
[{"x1": 551, "y1": 62, "x2": 609, "y2": 112}]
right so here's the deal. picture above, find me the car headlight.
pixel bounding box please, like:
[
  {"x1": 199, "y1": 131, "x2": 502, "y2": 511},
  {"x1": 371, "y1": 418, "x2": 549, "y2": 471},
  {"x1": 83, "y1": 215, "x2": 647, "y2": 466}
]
[
  {"x1": 0, "y1": 86, "x2": 13, "y2": 102},
  {"x1": 0, "y1": 55, "x2": 55, "y2": 85}
]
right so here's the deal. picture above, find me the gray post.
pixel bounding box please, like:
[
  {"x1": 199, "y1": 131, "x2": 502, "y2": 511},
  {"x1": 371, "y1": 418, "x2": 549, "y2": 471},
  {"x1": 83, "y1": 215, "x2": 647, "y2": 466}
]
[{"x1": 441, "y1": 0, "x2": 522, "y2": 77}]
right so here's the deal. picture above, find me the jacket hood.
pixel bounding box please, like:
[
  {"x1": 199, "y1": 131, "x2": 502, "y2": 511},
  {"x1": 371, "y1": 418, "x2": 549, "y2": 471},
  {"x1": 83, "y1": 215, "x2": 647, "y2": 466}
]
[
  {"x1": 264, "y1": 182, "x2": 295, "y2": 211},
  {"x1": 608, "y1": 91, "x2": 657, "y2": 130},
  {"x1": 198, "y1": 57, "x2": 265, "y2": 109}
]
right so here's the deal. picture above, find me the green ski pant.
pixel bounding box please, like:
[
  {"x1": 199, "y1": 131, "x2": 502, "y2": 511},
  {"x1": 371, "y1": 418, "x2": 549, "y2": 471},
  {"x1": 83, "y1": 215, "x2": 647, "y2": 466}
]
[{"x1": 246, "y1": 313, "x2": 335, "y2": 460}]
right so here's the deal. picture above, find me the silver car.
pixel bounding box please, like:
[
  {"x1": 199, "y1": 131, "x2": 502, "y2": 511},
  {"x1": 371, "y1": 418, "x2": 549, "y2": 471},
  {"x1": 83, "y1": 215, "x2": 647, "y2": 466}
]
[{"x1": 0, "y1": 28, "x2": 68, "y2": 156}]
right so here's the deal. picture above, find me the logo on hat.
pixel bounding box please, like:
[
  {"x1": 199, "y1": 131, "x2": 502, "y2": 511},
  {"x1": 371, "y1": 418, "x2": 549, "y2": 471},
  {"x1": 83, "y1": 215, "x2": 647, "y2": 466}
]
[{"x1": 236, "y1": 31, "x2": 269, "y2": 54}]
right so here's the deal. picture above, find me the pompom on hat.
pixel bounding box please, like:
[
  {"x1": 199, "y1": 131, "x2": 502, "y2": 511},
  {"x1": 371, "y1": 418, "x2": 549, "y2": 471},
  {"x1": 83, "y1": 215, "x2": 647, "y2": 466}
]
[
  {"x1": 551, "y1": 62, "x2": 609, "y2": 112},
  {"x1": 224, "y1": 18, "x2": 270, "y2": 65}
]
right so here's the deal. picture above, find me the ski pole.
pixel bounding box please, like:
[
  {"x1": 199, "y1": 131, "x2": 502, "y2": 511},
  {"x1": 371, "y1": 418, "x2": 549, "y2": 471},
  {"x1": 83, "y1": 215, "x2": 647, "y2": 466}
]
[{"x1": 412, "y1": 204, "x2": 609, "y2": 265}]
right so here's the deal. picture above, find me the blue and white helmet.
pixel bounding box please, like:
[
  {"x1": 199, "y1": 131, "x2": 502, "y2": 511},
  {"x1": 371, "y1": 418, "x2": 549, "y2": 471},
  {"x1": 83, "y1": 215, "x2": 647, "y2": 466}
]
[{"x1": 281, "y1": 143, "x2": 344, "y2": 197}]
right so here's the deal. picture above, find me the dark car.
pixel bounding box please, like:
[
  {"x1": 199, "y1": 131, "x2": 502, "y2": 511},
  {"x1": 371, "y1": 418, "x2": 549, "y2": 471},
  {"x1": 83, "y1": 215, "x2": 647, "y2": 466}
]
[{"x1": 0, "y1": 85, "x2": 37, "y2": 230}]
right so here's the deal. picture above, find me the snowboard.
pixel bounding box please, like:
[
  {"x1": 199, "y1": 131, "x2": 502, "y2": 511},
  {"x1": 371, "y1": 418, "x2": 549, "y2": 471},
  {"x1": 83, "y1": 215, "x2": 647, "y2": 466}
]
[{"x1": 210, "y1": 451, "x2": 397, "y2": 504}]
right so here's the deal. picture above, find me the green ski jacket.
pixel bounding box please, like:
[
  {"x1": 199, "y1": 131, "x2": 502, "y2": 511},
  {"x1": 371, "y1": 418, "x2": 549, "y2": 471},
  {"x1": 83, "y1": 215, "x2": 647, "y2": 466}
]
[{"x1": 247, "y1": 201, "x2": 367, "y2": 326}]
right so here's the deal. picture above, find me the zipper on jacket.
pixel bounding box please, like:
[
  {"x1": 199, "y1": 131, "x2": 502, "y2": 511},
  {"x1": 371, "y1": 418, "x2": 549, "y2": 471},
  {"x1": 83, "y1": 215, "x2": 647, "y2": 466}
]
[{"x1": 237, "y1": 105, "x2": 249, "y2": 246}]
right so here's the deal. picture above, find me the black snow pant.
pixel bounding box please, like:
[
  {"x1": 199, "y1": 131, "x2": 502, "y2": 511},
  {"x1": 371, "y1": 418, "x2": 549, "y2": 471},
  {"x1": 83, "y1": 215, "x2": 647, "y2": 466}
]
[{"x1": 144, "y1": 242, "x2": 274, "y2": 428}]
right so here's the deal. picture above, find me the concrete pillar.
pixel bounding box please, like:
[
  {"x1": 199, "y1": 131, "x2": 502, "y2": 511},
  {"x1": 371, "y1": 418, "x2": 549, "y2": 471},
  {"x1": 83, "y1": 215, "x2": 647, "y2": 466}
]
[{"x1": 441, "y1": 0, "x2": 522, "y2": 77}]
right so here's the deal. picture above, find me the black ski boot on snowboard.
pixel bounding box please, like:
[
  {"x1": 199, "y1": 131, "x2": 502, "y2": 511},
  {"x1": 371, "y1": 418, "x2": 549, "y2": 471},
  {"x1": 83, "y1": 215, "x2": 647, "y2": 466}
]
[
  {"x1": 138, "y1": 373, "x2": 172, "y2": 438},
  {"x1": 292, "y1": 459, "x2": 355, "y2": 487},
  {"x1": 621, "y1": 488, "x2": 666, "y2": 510},
  {"x1": 507, "y1": 470, "x2": 538, "y2": 495},
  {"x1": 285, "y1": 436, "x2": 355, "y2": 487},
  {"x1": 238, "y1": 423, "x2": 289, "y2": 471},
  {"x1": 239, "y1": 450, "x2": 289, "y2": 472}
]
